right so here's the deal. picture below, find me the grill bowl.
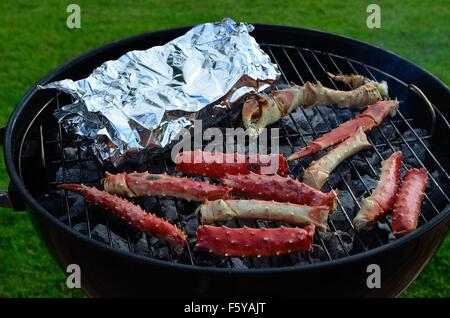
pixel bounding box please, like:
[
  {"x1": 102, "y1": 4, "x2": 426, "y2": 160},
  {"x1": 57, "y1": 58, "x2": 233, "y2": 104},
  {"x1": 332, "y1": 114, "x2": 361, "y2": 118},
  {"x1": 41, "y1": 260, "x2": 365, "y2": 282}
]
[{"x1": 4, "y1": 24, "x2": 450, "y2": 297}]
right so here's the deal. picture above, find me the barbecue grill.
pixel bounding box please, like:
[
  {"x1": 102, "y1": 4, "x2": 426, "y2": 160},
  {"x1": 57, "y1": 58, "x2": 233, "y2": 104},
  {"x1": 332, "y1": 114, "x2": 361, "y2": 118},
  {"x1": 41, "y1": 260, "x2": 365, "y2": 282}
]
[{"x1": 2, "y1": 24, "x2": 449, "y2": 297}]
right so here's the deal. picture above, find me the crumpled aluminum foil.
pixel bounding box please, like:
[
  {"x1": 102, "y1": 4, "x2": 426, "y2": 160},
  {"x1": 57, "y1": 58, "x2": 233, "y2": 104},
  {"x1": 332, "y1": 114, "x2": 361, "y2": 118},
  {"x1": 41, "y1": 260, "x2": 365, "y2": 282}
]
[{"x1": 40, "y1": 18, "x2": 280, "y2": 166}]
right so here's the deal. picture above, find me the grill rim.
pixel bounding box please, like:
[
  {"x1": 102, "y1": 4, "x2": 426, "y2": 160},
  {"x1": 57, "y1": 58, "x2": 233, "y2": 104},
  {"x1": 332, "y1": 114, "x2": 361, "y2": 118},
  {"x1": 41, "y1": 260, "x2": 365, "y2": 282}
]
[{"x1": 4, "y1": 24, "x2": 450, "y2": 274}]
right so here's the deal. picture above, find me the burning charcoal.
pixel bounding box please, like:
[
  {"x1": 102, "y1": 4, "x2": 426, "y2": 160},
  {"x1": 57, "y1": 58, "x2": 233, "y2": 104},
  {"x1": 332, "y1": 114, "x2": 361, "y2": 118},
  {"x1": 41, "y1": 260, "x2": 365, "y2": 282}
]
[
  {"x1": 175, "y1": 199, "x2": 191, "y2": 213},
  {"x1": 338, "y1": 190, "x2": 355, "y2": 211},
  {"x1": 292, "y1": 135, "x2": 312, "y2": 153},
  {"x1": 321, "y1": 230, "x2": 353, "y2": 259},
  {"x1": 243, "y1": 257, "x2": 272, "y2": 268},
  {"x1": 361, "y1": 174, "x2": 377, "y2": 191},
  {"x1": 403, "y1": 128, "x2": 428, "y2": 140},
  {"x1": 148, "y1": 236, "x2": 160, "y2": 246},
  {"x1": 63, "y1": 147, "x2": 78, "y2": 160},
  {"x1": 134, "y1": 237, "x2": 152, "y2": 257},
  {"x1": 57, "y1": 191, "x2": 86, "y2": 222},
  {"x1": 80, "y1": 160, "x2": 102, "y2": 183},
  {"x1": 141, "y1": 196, "x2": 159, "y2": 212},
  {"x1": 286, "y1": 251, "x2": 301, "y2": 264},
  {"x1": 351, "y1": 154, "x2": 368, "y2": 170},
  {"x1": 376, "y1": 221, "x2": 391, "y2": 233},
  {"x1": 311, "y1": 244, "x2": 328, "y2": 261},
  {"x1": 288, "y1": 109, "x2": 310, "y2": 134},
  {"x1": 374, "y1": 222, "x2": 391, "y2": 244},
  {"x1": 369, "y1": 124, "x2": 396, "y2": 144},
  {"x1": 38, "y1": 193, "x2": 64, "y2": 216},
  {"x1": 331, "y1": 190, "x2": 355, "y2": 222},
  {"x1": 401, "y1": 143, "x2": 428, "y2": 167},
  {"x1": 288, "y1": 161, "x2": 300, "y2": 174},
  {"x1": 367, "y1": 152, "x2": 381, "y2": 167},
  {"x1": 159, "y1": 198, "x2": 179, "y2": 223},
  {"x1": 282, "y1": 117, "x2": 299, "y2": 135},
  {"x1": 55, "y1": 167, "x2": 82, "y2": 184},
  {"x1": 278, "y1": 145, "x2": 292, "y2": 158},
  {"x1": 318, "y1": 105, "x2": 339, "y2": 128},
  {"x1": 73, "y1": 222, "x2": 88, "y2": 234},
  {"x1": 381, "y1": 125, "x2": 396, "y2": 140},
  {"x1": 380, "y1": 147, "x2": 400, "y2": 160},
  {"x1": 230, "y1": 258, "x2": 248, "y2": 269},
  {"x1": 270, "y1": 254, "x2": 296, "y2": 267},
  {"x1": 428, "y1": 170, "x2": 450, "y2": 194},
  {"x1": 146, "y1": 236, "x2": 171, "y2": 260},
  {"x1": 352, "y1": 153, "x2": 379, "y2": 172},
  {"x1": 327, "y1": 171, "x2": 342, "y2": 188},
  {"x1": 79, "y1": 145, "x2": 94, "y2": 159},
  {"x1": 255, "y1": 220, "x2": 273, "y2": 228},
  {"x1": 156, "y1": 246, "x2": 170, "y2": 260},
  {"x1": 335, "y1": 231, "x2": 353, "y2": 254},
  {"x1": 303, "y1": 107, "x2": 315, "y2": 119},
  {"x1": 421, "y1": 186, "x2": 447, "y2": 220},
  {"x1": 195, "y1": 252, "x2": 226, "y2": 267},
  {"x1": 388, "y1": 232, "x2": 396, "y2": 242},
  {"x1": 182, "y1": 214, "x2": 198, "y2": 238},
  {"x1": 329, "y1": 207, "x2": 349, "y2": 224},
  {"x1": 146, "y1": 159, "x2": 167, "y2": 174},
  {"x1": 92, "y1": 224, "x2": 129, "y2": 251},
  {"x1": 400, "y1": 129, "x2": 429, "y2": 167},
  {"x1": 350, "y1": 175, "x2": 377, "y2": 196},
  {"x1": 335, "y1": 108, "x2": 353, "y2": 122},
  {"x1": 223, "y1": 220, "x2": 239, "y2": 228},
  {"x1": 310, "y1": 112, "x2": 327, "y2": 132}
]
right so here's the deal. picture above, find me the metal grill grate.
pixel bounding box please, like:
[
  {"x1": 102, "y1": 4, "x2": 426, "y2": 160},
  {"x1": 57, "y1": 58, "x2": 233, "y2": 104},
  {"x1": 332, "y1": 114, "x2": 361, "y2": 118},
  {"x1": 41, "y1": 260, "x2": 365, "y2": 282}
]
[{"x1": 23, "y1": 43, "x2": 450, "y2": 269}]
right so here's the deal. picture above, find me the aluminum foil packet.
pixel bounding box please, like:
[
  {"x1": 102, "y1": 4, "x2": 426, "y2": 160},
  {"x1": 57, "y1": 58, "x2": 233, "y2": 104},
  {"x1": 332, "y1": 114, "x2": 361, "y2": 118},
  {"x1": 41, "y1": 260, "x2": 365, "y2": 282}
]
[{"x1": 39, "y1": 18, "x2": 280, "y2": 166}]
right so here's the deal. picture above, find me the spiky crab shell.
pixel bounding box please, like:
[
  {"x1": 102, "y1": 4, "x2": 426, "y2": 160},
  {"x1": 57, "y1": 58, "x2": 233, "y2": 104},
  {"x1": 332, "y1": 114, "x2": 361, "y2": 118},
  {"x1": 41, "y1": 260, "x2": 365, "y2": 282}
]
[
  {"x1": 175, "y1": 150, "x2": 289, "y2": 178},
  {"x1": 197, "y1": 199, "x2": 329, "y2": 231},
  {"x1": 353, "y1": 151, "x2": 403, "y2": 231},
  {"x1": 221, "y1": 172, "x2": 337, "y2": 211},
  {"x1": 288, "y1": 100, "x2": 399, "y2": 161},
  {"x1": 392, "y1": 168, "x2": 428, "y2": 237},
  {"x1": 242, "y1": 77, "x2": 388, "y2": 136},
  {"x1": 103, "y1": 171, "x2": 231, "y2": 202},
  {"x1": 302, "y1": 127, "x2": 372, "y2": 190},
  {"x1": 57, "y1": 183, "x2": 187, "y2": 250},
  {"x1": 195, "y1": 224, "x2": 315, "y2": 257}
]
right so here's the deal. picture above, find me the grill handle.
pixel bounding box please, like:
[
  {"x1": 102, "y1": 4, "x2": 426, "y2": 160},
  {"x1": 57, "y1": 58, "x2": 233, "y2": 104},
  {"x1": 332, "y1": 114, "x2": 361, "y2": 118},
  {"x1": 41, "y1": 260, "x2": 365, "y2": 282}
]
[
  {"x1": 0, "y1": 126, "x2": 24, "y2": 210},
  {"x1": 0, "y1": 193, "x2": 13, "y2": 209},
  {"x1": 409, "y1": 84, "x2": 437, "y2": 136}
]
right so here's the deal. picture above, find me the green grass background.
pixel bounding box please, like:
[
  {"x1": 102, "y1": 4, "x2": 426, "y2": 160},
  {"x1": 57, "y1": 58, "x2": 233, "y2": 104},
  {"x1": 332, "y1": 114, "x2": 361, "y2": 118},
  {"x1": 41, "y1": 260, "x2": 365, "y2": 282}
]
[{"x1": 0, "y1": 0, "x2": 448, "y2": 297}]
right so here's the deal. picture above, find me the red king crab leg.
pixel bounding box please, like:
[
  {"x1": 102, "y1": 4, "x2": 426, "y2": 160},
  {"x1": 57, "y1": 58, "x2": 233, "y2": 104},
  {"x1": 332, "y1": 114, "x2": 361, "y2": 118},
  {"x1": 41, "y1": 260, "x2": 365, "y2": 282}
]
[
  {"x1": 197, "y1": 199, "x2": 329, "y2": 231},
  {"x1": 195, "y1": 224, "x2": 315, "y2": 257},
  {"x1": 58, "y1": 184, "x2": 187, "y2": 251},
  {"x1": 103, "y1": 172, "x2": 231, "y2": 202},
  {"x1": 175, "y1": 150, "x2": 289, "y2": 178},
  {"x1": 288, "y1": 100, "x2": 399, "y2": 160},
  {"x1": 353, "y1": 151, "x2": 402, "y2": 231},
  {"x1": 302, "y1": 128, "x2": 372, "y2": 190},
  {"x1": 242, "y1": 73, "x2": 388, "y2": 135},
  {"x1": 392, "y1": 168, "x2": 428, "y2": 237},
  {"x1": 221, "y1": 172, "x2": 337, "y2": 210}
]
